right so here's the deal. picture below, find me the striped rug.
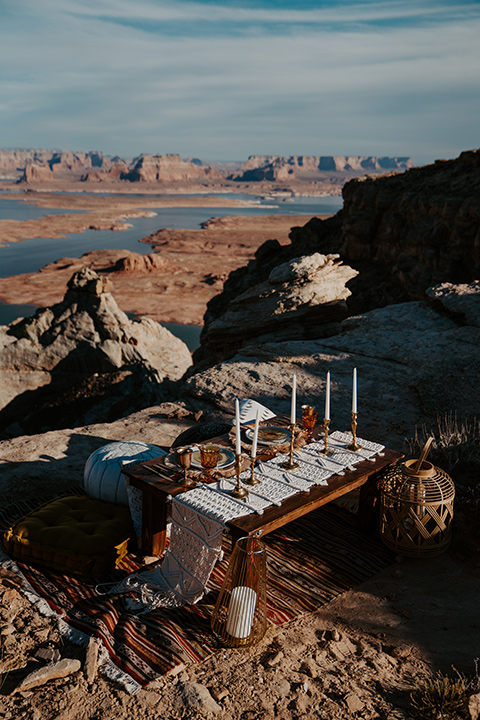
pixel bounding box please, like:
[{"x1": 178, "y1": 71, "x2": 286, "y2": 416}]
[{"x1": 0, "y1": 497, "x2": 393, "y2": 690}]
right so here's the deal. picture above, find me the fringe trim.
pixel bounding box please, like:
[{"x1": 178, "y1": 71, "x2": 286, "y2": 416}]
[{"x1": 0, "y1": 548, "x2": 142, "y2": 695}]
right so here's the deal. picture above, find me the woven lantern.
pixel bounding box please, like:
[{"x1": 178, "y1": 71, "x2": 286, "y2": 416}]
[
  {"x1": 379, "y1": 453, "x2": 455, "y2": 558},
  {"x1": 211, "y1": 536, "x2": 267, "y2": 648}
]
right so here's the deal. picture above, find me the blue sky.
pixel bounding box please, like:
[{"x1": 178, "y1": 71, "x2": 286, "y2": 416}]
[{"x1": 1, "y1": 0, "x2": 479, "y2": 164}]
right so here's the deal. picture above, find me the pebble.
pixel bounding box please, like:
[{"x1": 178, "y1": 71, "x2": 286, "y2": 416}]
[
  {"x1": 12, "y1": 658, "x2": 82, "y2": 694},
  {"x1": 266, "y1": 650, "x2": 284, "y2": 667},
  {"x1": 392, "y1": 569, "x2": 403, "y2": 578},
  {"x1": 468, "y1": 692, "x2": 480, "y2": 720},
  {"x1": 178, "y1": 682, "x2": 222, "y2": 714},
  {"x1": 35, "y1": 648, "x2": 61, "y2": 663},
  {"x1": 331, "y1": 629, "x2": 341, "y2": 642},
  {"x1": 345, "y1": 692, "x2": 365, "y2": 714},
  {"x1": 0, "y1": 624, "x2": 15, "y2": 636}
]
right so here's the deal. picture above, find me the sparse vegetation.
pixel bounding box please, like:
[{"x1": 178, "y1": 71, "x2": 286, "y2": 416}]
[
  {"x1": 410, "y1": 671, "x2": 469, "y2": 719},
  {"x1": 410, "y1": 661, "x2": 480, "y2": 719},
  {"x1": 405, "y1": 413, "x2": 480, "y2": 513}
]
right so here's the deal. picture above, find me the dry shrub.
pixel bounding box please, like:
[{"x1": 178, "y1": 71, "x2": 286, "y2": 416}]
[
  {"x1": 410, "y1": 671, "x2": 469, "y2": 719},
  {"x1": 405, "y1": 413, "x2": 480, "y2": 510}
]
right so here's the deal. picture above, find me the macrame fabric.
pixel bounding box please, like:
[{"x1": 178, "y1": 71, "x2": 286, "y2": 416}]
[{"x1": 106, "y1": 432, "x2": 384, "y2": 612}]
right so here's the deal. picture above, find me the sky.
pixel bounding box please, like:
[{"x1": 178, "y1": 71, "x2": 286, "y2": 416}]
[{"x1": 1, "y1": 0, "x2": 479, "y2": 165}]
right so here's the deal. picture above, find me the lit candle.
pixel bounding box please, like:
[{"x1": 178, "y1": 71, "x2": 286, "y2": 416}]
[
  {"x1": 352, "y1": 367, "x2": 357, "y2": 413},
  {"x1": 225, "y1": 585, "x2": 257, "y2": 639},
  {"x1": 325, "y1": 371, "x2": 330, "y2": 421},
  {"x1": 251, "y1": 408, "x2": 260, "y2": 458},
  {"x1": 290, "y1": 374, "x2": 296, "y2": 425},
  {"x1": 235, "y1": 398, "x2": 242, "y2": 456}
]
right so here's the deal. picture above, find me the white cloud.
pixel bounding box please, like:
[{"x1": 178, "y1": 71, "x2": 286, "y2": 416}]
[{"x1": 0, "y1": 0, "x2": 479, "y2": 162}]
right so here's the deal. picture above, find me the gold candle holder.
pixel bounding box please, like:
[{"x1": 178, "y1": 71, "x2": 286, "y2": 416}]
[
  {"x1": 347, "y1": 412, "x2": 362, "y2": 451},
  {"x1": 281, "y1": 424, "x2": 299, "y2": 470},
  {"x1": 244, "y1": 456, "x2": 260, "y2": 486},
  {"x1": 230, "y1": 453, "x2": 249, "y2": 499},
  {"x1": 320, "y1": 418, "x2": 333, "y2": 455}
]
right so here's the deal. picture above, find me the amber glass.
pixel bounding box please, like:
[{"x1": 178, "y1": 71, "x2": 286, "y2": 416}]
[
  {"x1": 301, "y1": 405, "x2": 318, "y2": 442},
  {"x1": 199, "y1": 444, "x2": 220, "y2": 481}
]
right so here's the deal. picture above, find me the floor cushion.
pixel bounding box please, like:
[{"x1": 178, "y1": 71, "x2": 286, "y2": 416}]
[
  {"x1": 84, "y1": 441, "x2": 164, "y2": 505},
  {"x1": 3, "y1": 495, "x2": 135, "y2": 577}
]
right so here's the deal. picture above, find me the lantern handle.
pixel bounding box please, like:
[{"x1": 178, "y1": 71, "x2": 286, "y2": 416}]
[{"x1": 414, "y1": 436, "x2": 434, "y2": 473}]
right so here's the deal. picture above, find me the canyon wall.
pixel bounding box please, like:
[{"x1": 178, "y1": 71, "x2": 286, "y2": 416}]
[{"x1": 196, "y1": 149, "x2": 480, "y2": 365}]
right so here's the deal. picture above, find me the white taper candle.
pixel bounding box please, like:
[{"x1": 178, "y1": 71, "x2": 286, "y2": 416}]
[
  {"x1": 235, "y1": 398, "x2": 242, "y2": 455},
  {"x1": 290, "y1": 374, "x2": 296, "y2": 424},
  {"x1": 251, "y1": 408, "x2": 260, "y2": 458},
  {"x1": 352, "y1": 367, "x2": 357, "y2": 413},
  {"x1": 325, "y1": 371, "x2": 331, "y2": 421}
]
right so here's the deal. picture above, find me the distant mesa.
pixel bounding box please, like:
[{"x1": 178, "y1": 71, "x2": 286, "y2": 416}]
[
  {"x1": 120, "y1": 153, "x2": 224, "y2": 184},
  {"x1": 229, "y1": 155, "x2": 414, "y2": 182}
]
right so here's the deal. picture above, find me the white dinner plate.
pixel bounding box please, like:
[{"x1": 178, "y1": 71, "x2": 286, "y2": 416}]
[
  {"x1": 191, "y1": 447, "x2": 236, "y2": 470},
  {"x1": 244, "y1": 426, "x2": 290, "y2": 446}
]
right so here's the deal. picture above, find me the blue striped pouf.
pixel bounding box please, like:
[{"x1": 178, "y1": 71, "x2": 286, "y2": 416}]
[{"x1": 84, "y1": 441, "x2": 165, "y2": 505}]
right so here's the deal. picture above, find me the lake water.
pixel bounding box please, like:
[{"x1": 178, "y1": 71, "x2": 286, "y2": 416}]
[{"x1": 0, "y1": 192, "x2": 343, "y2": 348}]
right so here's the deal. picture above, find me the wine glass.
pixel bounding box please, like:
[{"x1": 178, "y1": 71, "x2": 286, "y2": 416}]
[
  {"x1": 302, "y1": 405, "x2": 318, "y2": 443},
  {"x1": 177, "y1": 447, "x2": 193, "y2": 485},
  {"x1": 199, "y1": 445, "x2": 220, "y2": 482}
]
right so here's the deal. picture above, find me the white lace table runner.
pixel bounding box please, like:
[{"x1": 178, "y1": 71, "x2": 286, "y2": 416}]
[{"x1": 107, "y1": 432, "x2": 384, "y2": 613}]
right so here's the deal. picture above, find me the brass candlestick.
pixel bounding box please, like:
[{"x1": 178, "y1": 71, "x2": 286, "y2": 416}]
[
  {"x1": 230, "y1": 453, "x2": 249, "y2": 499},
  {"x1": 244, "y1": 456, "x2": 260, "y2": 486},
  {"x1": 347, "y1": 412, "x2": 362, "y2": 451},
  {"x1": 281, "y1": 424, "x2": 299, "y2": 470},
  {"x1": 320, "y1": 418, "x2": 333, "y2": 455}
]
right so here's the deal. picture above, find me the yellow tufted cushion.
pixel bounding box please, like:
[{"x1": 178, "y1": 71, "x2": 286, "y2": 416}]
[{"x1": 3, "y1": 495, "x2": 134, "y2": 577}]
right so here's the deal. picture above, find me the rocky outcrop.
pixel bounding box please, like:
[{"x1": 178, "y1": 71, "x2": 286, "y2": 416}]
[
  {"x1": 121, "y1": 154, "x2": 224, "y2": 184},
  {"x1": 336, "y1": 150, "x2": 480, "y2": 303},
  {"x1": 231, "y1": 155, "x2": 414, "y2": 182},
  {"x1": 198, "y1": 150, "x2": 480, "y2": 366},
  {"x1": 199, "y1": 253, "x2": 357, "y2": 363},
  {"x1": 0, "y1": 267, "x2": 192, "y2": 436},
  {"x1": 18, "y1": 150, "x2": 114, "y2": 183},
  {"x1": 184, "y1": 281, "x2": 480, "y2": 449}
]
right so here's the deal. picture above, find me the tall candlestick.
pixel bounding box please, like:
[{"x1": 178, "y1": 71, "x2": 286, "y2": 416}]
[
  {"x1": 251, "y1": 409, "x2": 260, "y2": 459},
  {"x1": 235, "y1": 398, "x2": 242, "y2": 456},
  {"x1": 352, "y1": 368, "x2": 357, "y2": 414},
  {"x1": 290, "y1": 374, "x2": 297, "y2": 425},
  {"x1": 325, "y1": 371, "x2": 331, "y2": 421}
]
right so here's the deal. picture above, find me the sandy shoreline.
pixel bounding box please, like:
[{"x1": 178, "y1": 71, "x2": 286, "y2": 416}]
[{"x1": 0, "y1": 191, "x2": 327, "y2": 325}]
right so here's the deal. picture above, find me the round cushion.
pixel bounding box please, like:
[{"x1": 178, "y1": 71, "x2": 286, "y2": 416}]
[{"x1": 84, "y1": 441, "x2": 164, "y2": 505}]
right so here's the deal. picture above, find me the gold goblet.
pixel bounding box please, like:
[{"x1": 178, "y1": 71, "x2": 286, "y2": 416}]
[
  {"x1": 302, "y1": 405, "x2": 318, "y2": 443},
  {"x1": 177, "y1": 447, "x2": 194, "y2": 485},
  {"x1": 199, "y1": 444, "x2": 220, "y2": 482}
]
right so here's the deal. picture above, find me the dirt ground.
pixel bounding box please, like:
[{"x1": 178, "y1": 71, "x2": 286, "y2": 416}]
[{"x1": 0, "y1": 407, "x2": 479, "y2": 719}]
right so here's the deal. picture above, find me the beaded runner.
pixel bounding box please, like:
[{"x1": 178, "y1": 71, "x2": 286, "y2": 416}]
[{"x1": 108, "y1": 432, "x2": 384, "y2": 613}]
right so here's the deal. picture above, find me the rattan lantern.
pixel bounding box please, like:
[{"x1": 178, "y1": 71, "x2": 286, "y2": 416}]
[
  {"x1": 379, "y1": 455, "x2": 455, "y2": 558},
  {"x1": 211, "y1": 536, "x2": 267, "y2": 648}
]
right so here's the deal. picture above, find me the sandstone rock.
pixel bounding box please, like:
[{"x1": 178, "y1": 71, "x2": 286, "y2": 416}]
[
  {"x1": 185, "y1": 281, "x2": 480, "y2": 448},
  {"x1": 12, "y1": 658, "x2": 81, "y2": 694},
  {"x1": 84, "y1": 637, "x2": 100, "y2": 684},
  {"x1": 177, "y1": 681, "x2": 222, "y2": 714},
  {"x1": 469, "y1": 692, "x2": 480, "y2": 720},
  {"x1": 0, "y1": 267, "x2": 191, "y2": 435},
  {"x1": 344, "y1": 692, "x2": 365, "y2": 714},
  {"x1": 200, "y1": 253, "x2": 357, "y2": 362},
  {"x1": 35, "y1": 648, "x2": 61, "y2": 663},
  {"x1": 122, "y1": 154, "x2": 223, "y2": 185}
]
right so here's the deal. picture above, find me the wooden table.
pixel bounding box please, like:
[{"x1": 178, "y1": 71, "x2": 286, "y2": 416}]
[{"x1": 122, "y1": 433, "x2": 403, "y2": 556}]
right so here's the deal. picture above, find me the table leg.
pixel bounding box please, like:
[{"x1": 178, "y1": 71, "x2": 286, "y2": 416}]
[
  {"x1": 358, "y1": 472, "x2": 382, "y2": 531},
  {"x1": 141, "y1": 488, "x2": 168, "y2": 556}
]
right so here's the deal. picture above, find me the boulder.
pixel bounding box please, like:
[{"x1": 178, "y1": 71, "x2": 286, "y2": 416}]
[
  {"x1": 0, "y1": 267, "x2": 191, "y2": 435},
  {"x1": 199, "y1": 253, "x2": 357, "y2": 363}
]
